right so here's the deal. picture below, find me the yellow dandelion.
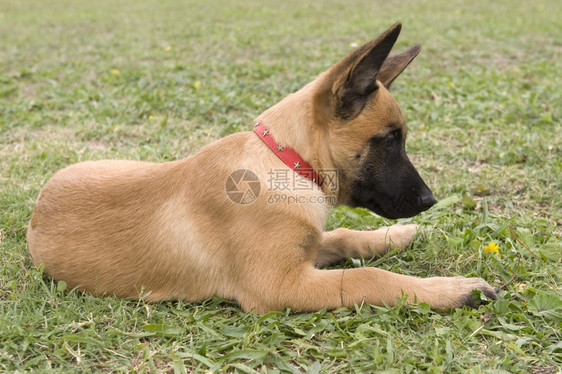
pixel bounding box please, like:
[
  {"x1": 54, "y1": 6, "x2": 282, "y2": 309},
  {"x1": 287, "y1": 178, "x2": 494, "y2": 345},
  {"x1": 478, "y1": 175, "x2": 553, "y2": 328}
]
[
  {"x1": 455, "y1": 9, "x2": 461, "y2": 15},
  {"x1": 193, "y1": 80, "x2": 201, "y2": 90},
  {"x1": 483, "y1": 242, "x2": 501, "y2": 258},
  {"x1": 165, "y1": 46, "x2": 172, "y2": 52},
  {"x1": 111, "y1": 69, "x2": 120, "y2": 75},
  {"x1": 149, "y1": 115, "x2": 155, "y2": 120},
  {"x1": 448, "y1": 81, "x2": 455, "y2": 87}
]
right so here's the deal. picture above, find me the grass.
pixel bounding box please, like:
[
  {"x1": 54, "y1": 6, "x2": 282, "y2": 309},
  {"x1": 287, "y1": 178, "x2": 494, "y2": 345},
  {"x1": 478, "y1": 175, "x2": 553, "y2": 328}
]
[{"x1": 1, "y1": 0, "x2": 561, "y2": 372}]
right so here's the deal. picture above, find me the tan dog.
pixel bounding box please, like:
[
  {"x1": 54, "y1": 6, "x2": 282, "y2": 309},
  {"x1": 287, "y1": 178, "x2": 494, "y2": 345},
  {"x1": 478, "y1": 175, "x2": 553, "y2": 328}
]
[{"x1": 27, "y1": 23, "x2": 497, "y2": 313}]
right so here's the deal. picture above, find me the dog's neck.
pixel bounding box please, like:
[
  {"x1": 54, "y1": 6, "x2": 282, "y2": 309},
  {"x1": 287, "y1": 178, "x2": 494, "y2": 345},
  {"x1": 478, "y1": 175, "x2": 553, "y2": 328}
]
[{"x1": 254, "y1": 79, "x2": 332, "y2": 173}]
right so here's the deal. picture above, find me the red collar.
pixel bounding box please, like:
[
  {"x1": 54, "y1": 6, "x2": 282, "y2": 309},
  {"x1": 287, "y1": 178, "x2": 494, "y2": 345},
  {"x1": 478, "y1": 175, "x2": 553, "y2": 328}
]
[{"x1": 253, "y1": 122, "x2": 323, "y2": 187}]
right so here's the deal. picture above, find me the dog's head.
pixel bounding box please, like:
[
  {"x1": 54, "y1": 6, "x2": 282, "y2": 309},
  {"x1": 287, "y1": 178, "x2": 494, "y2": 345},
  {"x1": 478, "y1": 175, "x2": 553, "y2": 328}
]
[{"x1": 314, "y1": 22, "x2": 436, "y2": 219}]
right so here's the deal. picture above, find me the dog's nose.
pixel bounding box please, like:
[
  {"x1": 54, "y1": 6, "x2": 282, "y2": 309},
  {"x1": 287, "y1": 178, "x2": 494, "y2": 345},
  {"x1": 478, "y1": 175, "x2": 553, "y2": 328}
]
[{"x1": 420, "y1": 190, "x2": 437, "y2": 208}]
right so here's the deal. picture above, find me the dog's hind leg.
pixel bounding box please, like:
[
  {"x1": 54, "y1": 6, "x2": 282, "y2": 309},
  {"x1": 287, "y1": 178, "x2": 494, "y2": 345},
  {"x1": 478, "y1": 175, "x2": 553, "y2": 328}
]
[{"x1": 315, "y1": 224, "x2": 421, "y2": 268}]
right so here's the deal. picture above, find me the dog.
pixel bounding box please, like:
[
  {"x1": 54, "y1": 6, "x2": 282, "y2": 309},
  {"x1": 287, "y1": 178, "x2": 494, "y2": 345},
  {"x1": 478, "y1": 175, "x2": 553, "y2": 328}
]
[{"x1": 27, "y1": 23, "x2": 497, "y2": 313}]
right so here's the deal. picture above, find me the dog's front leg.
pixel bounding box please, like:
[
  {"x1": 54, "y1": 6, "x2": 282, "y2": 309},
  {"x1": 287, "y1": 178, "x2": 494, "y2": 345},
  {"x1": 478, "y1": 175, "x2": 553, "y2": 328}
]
[
  {"x1": 237, "y1": 265, "x2": 496, "y2": 313},
  {"x1": 315, "y1": 224, "x2": 421, "y2": 267}
]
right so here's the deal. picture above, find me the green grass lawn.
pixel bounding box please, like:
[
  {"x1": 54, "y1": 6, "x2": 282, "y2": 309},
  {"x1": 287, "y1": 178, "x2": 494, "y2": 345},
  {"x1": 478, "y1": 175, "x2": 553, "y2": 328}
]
[{"x1": 1, "y1": 0, "x2": 561, "y2": 372}]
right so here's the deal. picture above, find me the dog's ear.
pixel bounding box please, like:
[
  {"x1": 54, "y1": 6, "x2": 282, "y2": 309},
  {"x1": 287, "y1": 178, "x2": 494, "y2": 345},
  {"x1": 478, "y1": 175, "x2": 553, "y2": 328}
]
[
  {"x1": 325, "y1": 22, "x2": 402, "y2": 120},
  {"x1": 377, "y1": 44, "x2": 421, "y2": 88}
]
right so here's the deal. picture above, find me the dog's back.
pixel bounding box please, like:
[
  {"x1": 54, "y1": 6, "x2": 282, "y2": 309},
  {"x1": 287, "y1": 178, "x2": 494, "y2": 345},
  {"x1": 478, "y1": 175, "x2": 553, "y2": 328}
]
[{"x1": 27, "y1": 132, "x2": 283, "y2": 303}]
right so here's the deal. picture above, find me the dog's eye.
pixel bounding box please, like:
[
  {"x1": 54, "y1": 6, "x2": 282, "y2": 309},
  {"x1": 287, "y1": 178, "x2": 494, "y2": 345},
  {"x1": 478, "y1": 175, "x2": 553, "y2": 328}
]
[
  {"x1": 369, "y1": 130, "x2": 401, "y2": 147},
  {"x1": 383, "y1": 130, "x2": 400, "y2": 144}
]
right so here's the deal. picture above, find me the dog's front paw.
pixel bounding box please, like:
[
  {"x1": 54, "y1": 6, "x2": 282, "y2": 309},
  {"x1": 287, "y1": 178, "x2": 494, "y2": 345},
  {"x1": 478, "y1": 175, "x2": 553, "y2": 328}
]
[
  {"x1": 384, "y1": 224, "x2": 422, "y2": 251},
  {"x1": 424, "y1": 276, "x2": 498, "y2": 310},
  {"x1": 453, "y1": 276, "x2": 499, "y2": 308}
]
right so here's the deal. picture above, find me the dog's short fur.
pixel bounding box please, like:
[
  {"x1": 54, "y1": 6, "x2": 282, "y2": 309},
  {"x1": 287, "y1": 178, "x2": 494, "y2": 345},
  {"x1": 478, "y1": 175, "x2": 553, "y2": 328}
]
[{"x1": 27, "y1": 23, "x2": 497, "y2": 312}]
